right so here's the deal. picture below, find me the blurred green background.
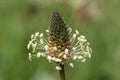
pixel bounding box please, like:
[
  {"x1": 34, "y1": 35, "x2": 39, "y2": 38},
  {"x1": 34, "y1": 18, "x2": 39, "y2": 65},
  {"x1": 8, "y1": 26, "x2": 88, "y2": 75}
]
[{"x1": 0, "y1": 0, "x2": 120, "y2": 80}]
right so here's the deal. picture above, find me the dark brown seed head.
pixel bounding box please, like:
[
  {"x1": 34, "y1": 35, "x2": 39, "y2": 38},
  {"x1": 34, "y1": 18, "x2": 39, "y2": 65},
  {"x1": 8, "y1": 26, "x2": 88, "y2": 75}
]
[{"x1": 48, "y1": 12, "x2": 71, "y2": 60}]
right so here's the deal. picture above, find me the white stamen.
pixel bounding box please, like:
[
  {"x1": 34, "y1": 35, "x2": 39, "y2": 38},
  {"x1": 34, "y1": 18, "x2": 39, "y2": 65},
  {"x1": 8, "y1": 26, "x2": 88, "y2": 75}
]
[
  {"x1": 75, "y1": 52, "x2": 81, "y2": 54},
  {"x1": 43, "y1": 38, "x2": 48, "y2": 44},
  {"x1": 73, "y1": 56, "x2": 77, "y2": 60},
  {"x1": 70, "y1": 63, "x2": 74, "y2": 68},
  {"x1": 55, "y1": 58, "x2": 62, "y2": 62},
  {"x1": 72, "y1": 47, "x2": 76, "y2": 51},
  {"x1": 41, "y1": 53, "x2": 46, "y2": 57},
  {"x1": 88, "y1": 53, "x2": 91, "y2": 58},
  {"x1": 28, "y1": 53, "x2": 32, "y2": 61},
  {"x1": 47, "y1": 56, "x2": 52, "y2": 60},
  {"x1": 73, "y1": 39, "x2": 80, "y2": 47},
  {"x1": 56, "y1": 66, "x2": 61, "y2": 70},
  {"x1": 40, "y1": 39, "x2": 44, "y2": 44},
  {"x1": 80, "y1": 35, "x2": 85, "y2": 39},
  {"x1": 44, "y1": 45, "x2": 48, "y2": 50},
  {"x1": 71, "y1": 34, "x2": 77, "y2": 45},
  {"x1": 73, "y1": 33, "x2": 76, "y2": 38},
  {"x1": 27, "y1": 44, "x2": 30, "y2": 49},
  {"x1": 37, "y1": 52, "x2": 41, "y2": 58},
  {"x1": 81, "y1": 59, "x2": 86, "y2": 62},
  {"x1": 31, "y1": 34, "x2": 34, "y2": 39},
  {"x1": 75, "y1": 30, "x2": 79, "y2": 35},
  {"x1": 78, "y1": 56, "x2": 83, "y2": 59},
  {"x1": 58, "y1": 52, "x2": 63, "y2": 57},
  {"x1": 52, "y1": 57, "x2": 56, "y2": 61},
  {"x1": 77, "y1": 37, "x2": 81, "y2": 41},
  {"x1": 87, "y1": 42, "x2": 90, "y2": 45},
  {"x1": 65, "y1": 49, "x2": 68, "y2": 54},
  {"x1": 46, "y1": 30, "x2": 49, "y2": 32},
  {"x1": 74, "y1": 44, "x2": 81, "y2": 50},
  {"x1": 40, "y1": 33, "x2": 43, "y2": 37},
  {"x1": 90, "y1": 48, "x2": 92, "y2": 53},
  {"x1": 35, "y1": 32, "x2": 39, "y2": 37},
  {"x1": 63, "y1": 55, "x2": 67, "y2": 59},
  {"x1": 84, "y1": 52, "x2": 88, "y2": 56},
  {"x1": 86, "y1": 46, "x2": 90, "y2": 51},
  {"x1": 27, "y1": 29, "x2": 92, "y2": 67},
  {"x1": 80, "y1": 38, "x2": 87, "y2": 42},
  {"x1": 32, "y1": 43, "x2": 37, "y2": 53},
  {"x1": 28, "y1": 41, "x2": 33, "y2": 48}
]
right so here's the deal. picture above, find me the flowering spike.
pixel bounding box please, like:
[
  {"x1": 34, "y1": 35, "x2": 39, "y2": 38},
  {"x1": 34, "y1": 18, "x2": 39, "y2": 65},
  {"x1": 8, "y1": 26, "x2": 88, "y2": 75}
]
[{"x1": 27, "y1": 12, "x2": 92, "y2": 69}]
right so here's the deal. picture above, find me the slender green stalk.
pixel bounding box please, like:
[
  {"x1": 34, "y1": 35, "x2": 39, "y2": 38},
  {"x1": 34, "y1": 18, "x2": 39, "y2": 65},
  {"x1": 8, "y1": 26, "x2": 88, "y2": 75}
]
[{"x1": 59, "y1": 64, "x2": 66, "y2": 80}]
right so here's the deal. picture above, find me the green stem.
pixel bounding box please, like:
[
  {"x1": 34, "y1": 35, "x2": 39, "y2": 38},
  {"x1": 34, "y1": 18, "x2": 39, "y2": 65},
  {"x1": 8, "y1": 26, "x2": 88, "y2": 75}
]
[{"x1": 59, "y1": 64, "x2": 66, "y2": 80}]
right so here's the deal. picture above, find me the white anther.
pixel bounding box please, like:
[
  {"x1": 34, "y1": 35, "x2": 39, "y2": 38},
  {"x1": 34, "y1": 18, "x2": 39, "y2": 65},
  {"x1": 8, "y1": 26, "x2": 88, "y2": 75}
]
[
  {"x1": 58, "y1": 52, "x2": 63, "y2": 57},
  {"x1": 80, "y1": 35, "x2": 85, "y2": 39},
  {"x1": 35, "y1": 32, "x2": 39, "y2": 37},
  {"x1": 70, "y1": 63, "x2": 74, "y2": 68},
  {"x1": 31, "y1": 34, "x2": 34, "y2": 39},
  {"x1": 52, "y1": 57, "x2": 56, "y2": 61},
  {"x1": 37, "y1": 52, "x2": 41, "y2": 58},
  {"x1": 77, "y1": 37, "x2": 81, "y2": 41},
  {"x1": 80, "y1": 38, "x2": 87, "y2": 42},
  {"x1": 28, "y1": 53, "x2": 32, "y2": 61},
  {"x1": 90, "y1": 48, "x2": 92, "y2": 53},
  {"x1": 56, "y1": 66, "x2": 61, "y2": 70},
  {"x1": 40, "y1": 39, "x2": 44, "y2": 44},
  {"x1": 72, "y1": 48, "x2": 76, "y2": 51},
  {"x1": 87, "y1": 42, "x2": 90, "y2": 45},
  {"x1": 40, "y1": 33, "x2": 43, "y2": 37},
  {"x1": 46, "y1": 30, "x2": 49, "y2": 32},
  {"x1": 73, "y1": 56, "x2": 77, "y2": 60},
  {"x1": 73, "y1": 33, "x2": 77, "y2": 38},
  {"x1": 44, "y1": 45, "x2": 48, "y2": 50},
  {"x1": 53, "y1": 46, "x2": 57, "y2": 51},
  {"x1": 88, "y1": 53, "x2": 91, "y2": 58},
  {"x1": 65, "y1": 49, "x2": 68, "y2": 54},
  {"x1": 41, "y1": 53, "x2": 46, "y2": 57},
  {"x1": 81, "y1": 58, "x2": 86, "y2": 62},
  {"x1": 27, "y1": 44, "x2": 30, "y2": 49},
  {"x1": 47, "y1": 56, "x2": 52, "y2": 60},
  {"x1": 75, "y1": 30, "x2": 79, "y2": 35},
  {"x1": 32, "y1": 43, "x2": 37, "y2": 53},
  {"x1": 33, "y1": 42, "x2": 37, "y2": 46},
  {"x1": 86, "y1": 46, "x2": 90, "y2": 51},
  {"x1": 85, "y1": 49, "x2": 91, "y2": 58},
  {"x1": 83, "y1": 52, "x2": 88, "y2": 56},
  {"x1": 77, "y1": 56, "x2": 83, "y2": 59},
  {"x1": 28, "y1": 41, "x2": 33, "y2": 49},
  {"x1": 55, "y1": 58, "x2": 62, "y2": 62}
]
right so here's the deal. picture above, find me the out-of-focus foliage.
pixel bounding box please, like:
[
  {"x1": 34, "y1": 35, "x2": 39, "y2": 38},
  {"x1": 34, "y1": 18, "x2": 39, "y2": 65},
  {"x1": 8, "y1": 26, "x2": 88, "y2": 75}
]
[{"x1": 0, "y1": 0, "x2": 120, "y2": 80}]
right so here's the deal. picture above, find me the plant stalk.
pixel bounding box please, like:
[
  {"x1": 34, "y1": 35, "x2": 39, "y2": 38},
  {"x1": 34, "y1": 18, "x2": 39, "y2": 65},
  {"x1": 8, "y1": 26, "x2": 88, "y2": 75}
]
[{"x1": 59, "y1": 64, "x2": 66, "y2": 80}]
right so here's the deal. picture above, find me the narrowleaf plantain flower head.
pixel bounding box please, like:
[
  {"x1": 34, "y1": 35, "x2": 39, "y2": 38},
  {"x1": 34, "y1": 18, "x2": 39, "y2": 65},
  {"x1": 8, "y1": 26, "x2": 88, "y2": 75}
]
[{"x1": 27, "y1": 12, "x2": 92, "y2": 70}]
